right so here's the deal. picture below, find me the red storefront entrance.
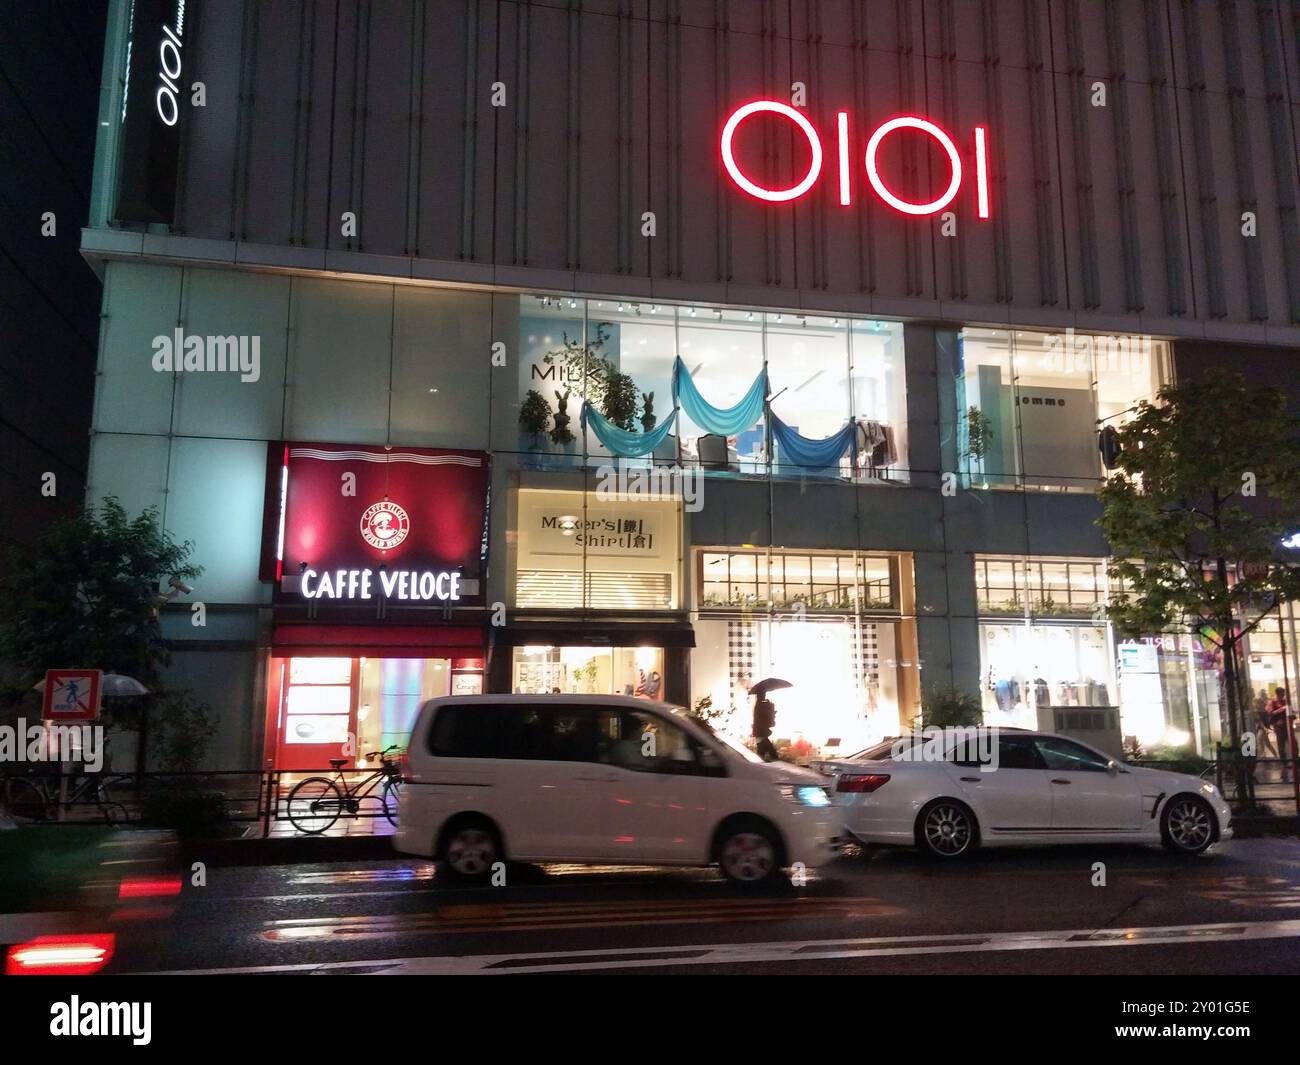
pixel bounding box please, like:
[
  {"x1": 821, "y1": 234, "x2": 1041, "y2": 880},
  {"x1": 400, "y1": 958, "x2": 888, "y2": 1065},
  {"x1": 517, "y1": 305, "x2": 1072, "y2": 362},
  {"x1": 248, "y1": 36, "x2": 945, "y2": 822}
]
[{"x1": 259, "y1": 443, "x2": 490, "y2": 770}]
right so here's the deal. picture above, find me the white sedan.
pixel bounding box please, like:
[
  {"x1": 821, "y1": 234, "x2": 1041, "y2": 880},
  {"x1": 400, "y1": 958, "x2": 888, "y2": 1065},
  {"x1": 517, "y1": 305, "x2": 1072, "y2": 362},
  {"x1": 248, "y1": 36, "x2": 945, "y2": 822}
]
[{"x1": 817, "y1": 729, "x2": 1232, "y2": 859}]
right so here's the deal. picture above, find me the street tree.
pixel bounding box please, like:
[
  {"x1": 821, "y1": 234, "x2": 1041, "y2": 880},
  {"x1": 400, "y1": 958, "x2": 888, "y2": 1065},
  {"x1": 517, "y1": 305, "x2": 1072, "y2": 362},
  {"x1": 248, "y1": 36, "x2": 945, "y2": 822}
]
[
  {"x1": 0, "y1": 497, "x2": 204, "y2": 768},
  {"x1": 1097, "y1": 371, "x2": 1300, "y2": 800}
]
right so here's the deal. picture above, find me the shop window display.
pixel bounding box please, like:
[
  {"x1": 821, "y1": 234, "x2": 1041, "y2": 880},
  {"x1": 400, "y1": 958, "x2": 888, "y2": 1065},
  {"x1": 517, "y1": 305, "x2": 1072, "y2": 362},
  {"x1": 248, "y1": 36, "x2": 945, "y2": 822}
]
[
  {"x1": 512, "y1": 645, "x2": 665, "y2": 698},
  {"x1": 973, "y1": 554, "x2": 1229, "y2": 753},
  {"x1": 692, "y1": 548, "x2": 912, "y2": 757},
  {"x1": 959, "y1": 327, "x2": 1169, "y2": 491},
  {"x1": 980, "y1": 622, "x2": 1113, "y2": 730},
  {"x1": 516, "y1": 295, "x2": 906, "y2": 481}
]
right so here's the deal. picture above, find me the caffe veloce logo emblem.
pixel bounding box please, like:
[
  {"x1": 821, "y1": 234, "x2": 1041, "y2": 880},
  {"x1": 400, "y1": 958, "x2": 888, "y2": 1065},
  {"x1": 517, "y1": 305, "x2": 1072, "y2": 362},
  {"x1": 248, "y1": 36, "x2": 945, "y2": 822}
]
[{"x1": 359, "y1": 500, "x2": 411, "y2": 550}]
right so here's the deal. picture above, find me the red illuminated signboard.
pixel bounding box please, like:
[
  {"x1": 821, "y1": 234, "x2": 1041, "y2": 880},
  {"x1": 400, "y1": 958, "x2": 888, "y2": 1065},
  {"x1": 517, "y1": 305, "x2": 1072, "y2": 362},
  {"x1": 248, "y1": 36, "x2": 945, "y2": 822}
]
[
  {"x1": 266, "y1": 444, "x2": 490, "y2": 604},
  {"x1": 720, "y1": 100, "x2": 991, "y2": 218}
]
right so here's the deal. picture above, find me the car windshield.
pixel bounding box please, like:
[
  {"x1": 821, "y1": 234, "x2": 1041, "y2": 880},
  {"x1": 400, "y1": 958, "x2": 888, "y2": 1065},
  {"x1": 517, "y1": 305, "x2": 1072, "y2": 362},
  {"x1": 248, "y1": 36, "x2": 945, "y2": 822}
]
[{"x1": 668, "y1": 706, "x2": 765, "y2": 764}]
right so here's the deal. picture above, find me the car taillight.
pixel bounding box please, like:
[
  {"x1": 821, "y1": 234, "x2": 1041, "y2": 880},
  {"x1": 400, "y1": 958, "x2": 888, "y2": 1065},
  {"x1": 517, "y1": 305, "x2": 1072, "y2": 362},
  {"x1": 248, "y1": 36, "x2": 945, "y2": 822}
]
[
  {"x1": 399, "y1": 749, "x2": 411, "y2": 782},
  {"x1": 118, "y1": 876, "x2": 183, "y2": 899},
  {"x1": 6, "y1": 934, "x2": 116, "y2": 975},
  {"x1": 836, "y1": 773, "x2": 891, "y2": 793}
]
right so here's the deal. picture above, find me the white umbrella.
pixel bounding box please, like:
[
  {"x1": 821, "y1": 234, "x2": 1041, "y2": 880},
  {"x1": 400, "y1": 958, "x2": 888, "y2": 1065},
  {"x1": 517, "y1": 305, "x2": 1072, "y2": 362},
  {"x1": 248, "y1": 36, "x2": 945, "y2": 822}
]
[{"x1": 32, "y1": 673, "x2": 150, "y2": 697}]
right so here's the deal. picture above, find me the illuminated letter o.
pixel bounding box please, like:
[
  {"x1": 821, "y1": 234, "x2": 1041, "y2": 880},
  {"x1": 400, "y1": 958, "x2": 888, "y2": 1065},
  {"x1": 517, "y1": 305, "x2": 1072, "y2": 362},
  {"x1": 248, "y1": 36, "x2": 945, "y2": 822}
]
[
  {"x1": 720, "y1": 100, "x2": 824, "y2": 203},
  {"x1": 865, "y1": 116, "x2": 963, "y2": 215},
  {"x1": 155, "y1": 86, "x2": 179, "y2": 126}
]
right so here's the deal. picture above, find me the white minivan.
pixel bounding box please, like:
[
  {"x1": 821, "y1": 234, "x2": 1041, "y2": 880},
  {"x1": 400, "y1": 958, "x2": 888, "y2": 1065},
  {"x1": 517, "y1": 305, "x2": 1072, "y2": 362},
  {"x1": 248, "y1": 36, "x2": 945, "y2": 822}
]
[{"x1": 395, "y1": 695, "x2": 840, "y2": 885}]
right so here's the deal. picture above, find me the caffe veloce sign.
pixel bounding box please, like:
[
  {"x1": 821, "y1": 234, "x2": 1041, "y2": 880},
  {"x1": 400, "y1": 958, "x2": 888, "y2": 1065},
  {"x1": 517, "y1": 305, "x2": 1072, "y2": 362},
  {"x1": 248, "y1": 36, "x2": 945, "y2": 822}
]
[{"x1": 264, "y1": 444, "x2": 490, "y2": 605}]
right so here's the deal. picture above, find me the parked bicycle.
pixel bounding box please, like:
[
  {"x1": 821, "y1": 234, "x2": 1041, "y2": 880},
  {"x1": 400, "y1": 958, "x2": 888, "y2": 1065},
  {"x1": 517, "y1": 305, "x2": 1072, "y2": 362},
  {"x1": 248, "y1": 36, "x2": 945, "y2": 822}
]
[
  {"x1": 285, "y1": 746, "x2": 403, "y2": 834},
  {"x1": 1, "y1": 771, "x2": 130, "y2": 824}
]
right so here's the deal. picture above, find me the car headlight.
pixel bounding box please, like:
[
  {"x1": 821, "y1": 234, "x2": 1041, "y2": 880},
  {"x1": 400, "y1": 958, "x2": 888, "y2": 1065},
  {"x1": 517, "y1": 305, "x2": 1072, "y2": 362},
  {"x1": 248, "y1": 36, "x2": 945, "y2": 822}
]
[
  {"x1": 1200, "y1": 782, "x2": 1220, "y2": 798},
  {"x1": 778, "y1": 784, "x2": 832, "y2": 807}
]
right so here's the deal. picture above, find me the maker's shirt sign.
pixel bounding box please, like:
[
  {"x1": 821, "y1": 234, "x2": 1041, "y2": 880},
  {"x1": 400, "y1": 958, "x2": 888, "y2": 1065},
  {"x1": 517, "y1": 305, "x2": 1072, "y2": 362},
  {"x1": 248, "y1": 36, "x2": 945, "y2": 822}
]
[{"x1": 360, "y1": 501, "x2": 410, "y2": 550}]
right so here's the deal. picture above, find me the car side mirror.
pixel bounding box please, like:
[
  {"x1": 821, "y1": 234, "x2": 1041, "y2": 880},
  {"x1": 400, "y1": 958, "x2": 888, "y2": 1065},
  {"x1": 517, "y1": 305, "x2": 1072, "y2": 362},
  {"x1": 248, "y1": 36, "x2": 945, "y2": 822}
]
[{"x1": 1107, "y1": 760, "x2": 1120, "y2": 775}]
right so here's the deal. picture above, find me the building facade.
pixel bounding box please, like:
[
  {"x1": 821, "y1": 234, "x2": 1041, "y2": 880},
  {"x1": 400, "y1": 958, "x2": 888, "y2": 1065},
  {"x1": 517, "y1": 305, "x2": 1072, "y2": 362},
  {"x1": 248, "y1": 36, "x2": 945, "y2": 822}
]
[{"x1": 82, "y1": 0, "x2": 1300, "y2": 769}]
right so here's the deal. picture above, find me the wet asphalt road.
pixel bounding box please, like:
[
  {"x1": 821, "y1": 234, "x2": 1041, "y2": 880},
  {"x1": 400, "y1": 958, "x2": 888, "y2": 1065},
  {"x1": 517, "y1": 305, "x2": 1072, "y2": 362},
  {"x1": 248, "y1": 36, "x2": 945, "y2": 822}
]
[{"x1": 104, "y1": 835, "x2": 1300, "y2": 975}]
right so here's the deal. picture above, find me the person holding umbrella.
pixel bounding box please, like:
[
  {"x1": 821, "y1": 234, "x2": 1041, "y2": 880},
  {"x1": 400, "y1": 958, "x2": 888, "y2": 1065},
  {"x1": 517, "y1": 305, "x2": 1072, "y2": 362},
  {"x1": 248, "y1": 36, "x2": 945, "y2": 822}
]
[{"x1": 750, "y1": 677, "x2": 791, "y2": 762}]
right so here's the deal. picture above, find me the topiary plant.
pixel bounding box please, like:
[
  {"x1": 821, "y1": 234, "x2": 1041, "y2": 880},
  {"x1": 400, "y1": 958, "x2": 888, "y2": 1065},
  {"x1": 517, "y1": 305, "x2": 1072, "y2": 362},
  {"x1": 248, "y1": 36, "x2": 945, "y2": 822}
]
[
  {"x1": 603, "y1": 370, "x2": 639, "y2": 432},
  {"x1": 519, "y1": 389, "x2": 551, "y2": 447},
  {"x1": 550, "y1": 388, "x2": 575, "y2": 446},
  {"x1": 640, "y1": 390, "x2": 656, "y2": 433}
]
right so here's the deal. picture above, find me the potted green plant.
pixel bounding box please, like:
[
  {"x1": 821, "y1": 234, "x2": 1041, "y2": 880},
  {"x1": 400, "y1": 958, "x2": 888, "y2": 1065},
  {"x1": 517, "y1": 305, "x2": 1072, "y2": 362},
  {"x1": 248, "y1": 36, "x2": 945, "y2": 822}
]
[
  {"x1": 918, "y1": 688, "x2": 984, "y2": 729},
  {"x1": 603, "y1": 370, "x2": 639, "y2": 432},
  {"x1": 962, "y1": 405, "x2": 995, "y2": 486}
]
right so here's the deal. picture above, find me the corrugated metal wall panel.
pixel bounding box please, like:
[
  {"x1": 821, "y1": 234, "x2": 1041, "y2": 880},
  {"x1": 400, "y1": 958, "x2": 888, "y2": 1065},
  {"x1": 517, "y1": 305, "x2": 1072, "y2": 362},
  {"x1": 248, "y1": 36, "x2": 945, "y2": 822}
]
[{"x1": 128, "y1": 0, "x2": 1299, "y2": 332}]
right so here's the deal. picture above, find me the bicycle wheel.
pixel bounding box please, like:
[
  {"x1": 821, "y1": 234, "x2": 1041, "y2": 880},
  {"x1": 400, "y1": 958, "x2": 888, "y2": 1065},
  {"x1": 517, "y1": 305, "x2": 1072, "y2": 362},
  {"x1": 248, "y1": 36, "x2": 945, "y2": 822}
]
[
  {"x1": 2, "y1": 778, "x2": 49, "y2": 823},
  {"x1": 286, "y1": 777, "x2": 344, "y2": 834},
  {"x1": 380, "y1": 780, "x2": 401, "y2": 826}
]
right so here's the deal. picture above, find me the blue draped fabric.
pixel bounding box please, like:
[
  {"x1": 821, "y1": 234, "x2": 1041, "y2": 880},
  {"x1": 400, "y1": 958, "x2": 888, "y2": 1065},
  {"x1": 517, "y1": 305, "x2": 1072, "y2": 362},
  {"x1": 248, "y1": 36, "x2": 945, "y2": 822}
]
[
  {"x1": 580, "y1": 402, "x2": 678, "y2": 457},
  {"x1": 672, "y1": 357, "x2": 767, "y2": 436},
  {"x1": 770, "y1": 414, "x2": 855, "y2": 469}
]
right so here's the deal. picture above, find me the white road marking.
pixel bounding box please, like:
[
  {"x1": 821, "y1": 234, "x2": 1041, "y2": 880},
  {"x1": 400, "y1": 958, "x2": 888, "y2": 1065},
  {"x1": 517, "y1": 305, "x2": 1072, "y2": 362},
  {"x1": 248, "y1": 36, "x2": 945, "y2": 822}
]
[{"x1": 139, "y1": 917, "x2": 1300, "y2": 975}]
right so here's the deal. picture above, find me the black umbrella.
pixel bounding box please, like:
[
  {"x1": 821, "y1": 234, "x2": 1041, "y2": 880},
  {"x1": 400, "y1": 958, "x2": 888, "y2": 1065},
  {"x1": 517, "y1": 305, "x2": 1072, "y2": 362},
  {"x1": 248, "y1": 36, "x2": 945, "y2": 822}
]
[{"x1": 749, "y1": 677, "x2": 792, "y2": 699}]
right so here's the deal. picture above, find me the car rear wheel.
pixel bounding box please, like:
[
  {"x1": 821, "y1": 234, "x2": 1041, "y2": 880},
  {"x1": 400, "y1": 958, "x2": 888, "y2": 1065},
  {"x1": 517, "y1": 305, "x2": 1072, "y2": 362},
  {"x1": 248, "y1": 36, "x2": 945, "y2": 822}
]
[
  {"x1": 1161, "y1": 794, "x2": 1215, "y2": 855},
  {"x1": 717, "y1": 820, "x2": 782, "y2": 886},
  {"x1": 917, "y1": 798, "x2": 978, "y2": 859},
  {"x1": 440, "y1": 819, "x2": 501, "y2": 882}
]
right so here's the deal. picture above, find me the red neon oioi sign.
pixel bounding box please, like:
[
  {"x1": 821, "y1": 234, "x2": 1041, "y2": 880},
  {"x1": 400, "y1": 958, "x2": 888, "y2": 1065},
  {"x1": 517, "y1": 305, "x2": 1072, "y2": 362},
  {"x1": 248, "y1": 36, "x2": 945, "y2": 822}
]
[{"x1": 720, "y1": 100, "x2": 991, "y2": 218}]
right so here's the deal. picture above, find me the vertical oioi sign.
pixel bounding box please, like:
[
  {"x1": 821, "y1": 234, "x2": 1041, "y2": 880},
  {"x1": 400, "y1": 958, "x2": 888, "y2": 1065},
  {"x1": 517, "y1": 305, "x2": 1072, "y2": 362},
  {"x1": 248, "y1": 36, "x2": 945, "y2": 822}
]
[
  {"x1": 720, "y1": 100, "x2": 990, "y2": 218},
  {"x1": 116, "y1": 0, "x2": 192, "y2": 223}
]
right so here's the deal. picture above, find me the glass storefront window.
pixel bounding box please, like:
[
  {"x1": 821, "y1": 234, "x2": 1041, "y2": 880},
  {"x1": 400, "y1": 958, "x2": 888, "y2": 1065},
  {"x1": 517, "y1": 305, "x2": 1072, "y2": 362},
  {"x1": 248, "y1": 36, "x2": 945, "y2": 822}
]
[
  {"x1": 851, "y1": 320, "x2": 908, "y2": 481},
  {"x1": 959, "y1": 328, "x2": 1170, "y2": 491},
  {"x1": 515, "y1": 295, "x2": 907, "y2": 482},
  {"x1": 692, "y1": 548, "x2": 914, "y2": 759},
  {"x1": 973, "y1": 554, "x2": 1229, "y2": 753},
  {"x1": 698, "y1": 550, "x2": 895, "y2": 612},
  {"x1": 512, "y1": 645, "x2": 665, "y2": 697},
  {"x1": 275, "y1": 656, "x2": 453, "y2": 769},
  {"x1": 979, "y1": 621, "x2": 1115, "y2": 730},
  {"x1": 975, "y1": 555, "x2": 1105, "y2": 619}
]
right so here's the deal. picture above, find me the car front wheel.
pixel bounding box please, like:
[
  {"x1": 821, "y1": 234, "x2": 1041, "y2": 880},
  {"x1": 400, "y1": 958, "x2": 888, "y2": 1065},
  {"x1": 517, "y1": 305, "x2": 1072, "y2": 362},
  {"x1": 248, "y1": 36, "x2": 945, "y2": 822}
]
[
  {"x1": 1161, "y1": 795, "x2": 1215, "y2": 855},
  {"x1": 440, "y1": 820, "x2": 501, "y2": 882},
  {"x1": 718, "y1": 820, "x2": 783, "y2": 886},
  {"x1": 917, "y1": 799, "x2": 978, "y2": 859}
]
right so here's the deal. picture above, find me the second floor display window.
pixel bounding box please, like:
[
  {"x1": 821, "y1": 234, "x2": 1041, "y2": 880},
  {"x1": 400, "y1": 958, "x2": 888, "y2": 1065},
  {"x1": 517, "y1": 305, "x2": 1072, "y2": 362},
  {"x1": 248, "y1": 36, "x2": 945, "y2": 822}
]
[
  {"x1": 516, "y1": 295, "x2": 907, "y2": 482},
  {"x1": 958, "y1": 328, "x2": 1169, "y2": 491}
]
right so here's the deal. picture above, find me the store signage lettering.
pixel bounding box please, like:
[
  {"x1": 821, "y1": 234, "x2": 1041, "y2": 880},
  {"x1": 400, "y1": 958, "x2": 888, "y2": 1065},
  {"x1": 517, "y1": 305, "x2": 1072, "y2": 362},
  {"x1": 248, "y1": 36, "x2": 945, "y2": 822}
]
[
  {"x1": 720, "y1": 101, "x2": 990, "y2": 218},
  {"x1": 154, "y1": 3, "x2": 186, "y2": 126},
  {"x1": 116, "y1": 0, "x2": 191, "y2": 223},
  {"x1": 541, "y1": 514, "x2": 655, "y2": 551},
  {"x1": 300, "y1": 568, "x2": 462, "y2": 602}
]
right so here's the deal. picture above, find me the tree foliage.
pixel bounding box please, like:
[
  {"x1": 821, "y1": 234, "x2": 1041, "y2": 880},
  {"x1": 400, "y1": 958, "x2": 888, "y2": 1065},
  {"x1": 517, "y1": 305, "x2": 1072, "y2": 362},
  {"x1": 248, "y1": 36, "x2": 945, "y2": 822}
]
[
  {"x1": 0, "y1": 497, "x2": 203, "y2": 691},
  {"x1": 1097, "y1": 371, "x2": 1300, "y2": 777},
  {"x1": 1098, "y1": 372, "x2": 1300, "y2": 642}
]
